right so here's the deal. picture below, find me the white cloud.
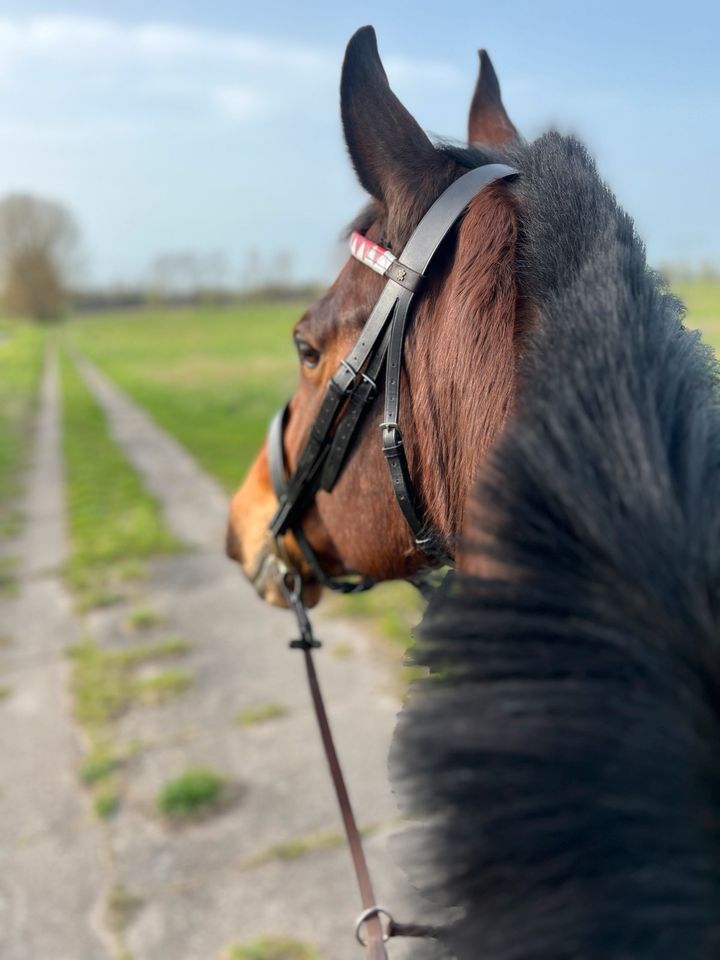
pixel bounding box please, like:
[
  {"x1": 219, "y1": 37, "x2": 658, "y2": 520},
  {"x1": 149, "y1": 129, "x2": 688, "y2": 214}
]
[
  {"x1": 0, "y1": 15, "x2": 459, "y2": 126},
  {"x1": 0, "y1": 16, "x2": 334, "y2": 74},
  {"x1": 209, "y1": 85, "x2": 268, "y2": 122}
]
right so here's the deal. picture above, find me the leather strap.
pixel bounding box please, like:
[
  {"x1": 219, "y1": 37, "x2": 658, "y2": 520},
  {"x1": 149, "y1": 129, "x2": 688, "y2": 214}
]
[
  {"x1": 301, "y1": 645, "x2": 388, "y2": 957},
  {"x1": 320, "y1": 322, "x2": 392, "y2": 491},
  {"x1": 279, "y1": 577, "x2": 389, "y2": 957},
  {"x1": 395, "y1": 163, "x2": 517, "y2": 274},
  {"x1": 267, "y1": 404, "x2": 289, "y2": 500},
  {"x1": 269, "y1": 404, "x2": 377, "y2": 594},
  {"x1": 379, "y1": 164, "x2": 518, "y2": 563}
]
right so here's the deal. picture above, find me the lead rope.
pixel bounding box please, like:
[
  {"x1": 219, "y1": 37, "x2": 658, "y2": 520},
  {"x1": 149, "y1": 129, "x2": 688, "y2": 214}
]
[{"x1": 278, "y1": 571, "x2": 441, "y2": 957}]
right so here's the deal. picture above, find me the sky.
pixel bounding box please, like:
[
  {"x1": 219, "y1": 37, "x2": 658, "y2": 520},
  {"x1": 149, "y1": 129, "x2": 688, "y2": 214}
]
[{"x1": 0, "y1": 1, "x2": 717, "y2": 287}]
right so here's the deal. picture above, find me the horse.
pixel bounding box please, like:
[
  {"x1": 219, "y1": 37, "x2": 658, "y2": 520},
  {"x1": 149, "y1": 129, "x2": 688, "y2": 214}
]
[{"x1": 227, "y1": 25, "x2": 720, "y2": 959}]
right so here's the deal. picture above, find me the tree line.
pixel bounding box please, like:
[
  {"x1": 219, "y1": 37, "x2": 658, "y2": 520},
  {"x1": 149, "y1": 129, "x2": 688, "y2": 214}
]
[{"x1": 0, "y1": 192, "x2": 322, "y2": 321}]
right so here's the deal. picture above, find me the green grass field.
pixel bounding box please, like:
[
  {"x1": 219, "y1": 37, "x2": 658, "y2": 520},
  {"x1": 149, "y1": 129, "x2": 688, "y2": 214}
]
[
  {"x1": 0, "y1": 320, "x2": 44, "y2": 537},
  {"x1": 67, "y1": 303, "x2": 302, "y2": 490},
  {"x1": 672, "y1": 281, "x2": 720, "y2": 349},
  {"x1": 59, "y1": 352, "x2": 180, "y2": 608}
]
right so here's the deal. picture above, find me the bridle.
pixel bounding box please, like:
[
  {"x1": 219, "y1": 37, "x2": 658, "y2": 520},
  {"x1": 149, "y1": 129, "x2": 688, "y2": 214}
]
[
  {"x1": 262, "y1": 161, "x2": 519, "y2": 956},
  {"x1": 266, "y1": 162, "x2": 518, "y2": 592}
]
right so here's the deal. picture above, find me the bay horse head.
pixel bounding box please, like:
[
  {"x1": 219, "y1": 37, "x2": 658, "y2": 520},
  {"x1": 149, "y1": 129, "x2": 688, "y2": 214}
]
[{"x1": 227, "y1": 26, "x2": 525, "y2": 606}]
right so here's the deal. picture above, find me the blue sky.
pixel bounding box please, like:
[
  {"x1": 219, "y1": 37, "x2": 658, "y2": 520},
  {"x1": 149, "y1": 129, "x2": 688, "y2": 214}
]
[{"x1": 0, "y1": 1, "x2": 717, "y2": 286}]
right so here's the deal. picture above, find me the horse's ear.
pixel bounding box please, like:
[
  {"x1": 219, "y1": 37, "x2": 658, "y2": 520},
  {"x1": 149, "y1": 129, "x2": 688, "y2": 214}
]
[
  {"x1": 341, "y1": 26, "x2": 449, "y2": 204},
  {"x1": 468, "y1": 50, "x2": 518, "y2": 146}
]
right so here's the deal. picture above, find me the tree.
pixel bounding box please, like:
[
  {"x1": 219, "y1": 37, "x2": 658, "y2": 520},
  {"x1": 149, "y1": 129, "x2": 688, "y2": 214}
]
[{"x1": 0, "y1": 193, "x2": 80, "y2": 320}]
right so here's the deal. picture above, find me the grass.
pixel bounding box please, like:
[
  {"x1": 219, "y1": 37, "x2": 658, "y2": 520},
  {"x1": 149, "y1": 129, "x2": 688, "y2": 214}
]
[
  {"x1": 69, "y1": 638, "x2": 133, "y2": 728},
  {"x1": 235, "y1": 702, "x2": 287, "y2": 726},
  {"x1": 0, "y1": 507, "x2": 23, "y2": 540},
  {"x1": 59, "y1": 352, "x2": 180, "y2": 609},
  {"x1": 125, "y1": 606, "x2": 167, "y2": 631},
  {"x1": 156, "y1": 767, "x2": 226, "y2": 818},
  {"x1": 329, "y1": 641, "x2": 354, "y2": 658},
  {"x1": 136, "y1": 668, "x2": 191, "y2": 703},
  {"x1": 80, "y1": 746, "x2": 119, "y2": 785},
  {"x1": 69, "y1": 635, "x2": 190, "y2": 728},
  {"x1": 673, "y1": 280, "x2": 720, "y2": 349},
  {"x1": 222, "y1": 937, "x2": 320, "y2": 960},
  {"x1": 69, "y1": 635, "x2": 190, "y2": 817},
  {"x1": 327, "y1": 580, "x2": 425, "y2": 651},
  {"x1": 0, "y1": 685, "x2": 11, "y2": 700},
  {"x1": 94, "y1": 787, "x2": 121, "y2": 819},
  {"x1": 106, "y1": 885, "x2": 144, "y2": 960},
  {"x1": 245, "y1": 830, "x2": 345, "y2": 867},
  {"x1": 119, "y1": 636, "x2": 189, "y2": 662},
  {"x1": 0, "y1": 556, "x2": 19, "y2": 597},
  {"x1": 245, "y1": 823, "x2": 378, "y2": 868},
  {"x1": 0, "y1": 320, "x2": 44, "y2": 536},
  {"x1": 106, "y1": 885, "x2": 144, "y2": 934}
]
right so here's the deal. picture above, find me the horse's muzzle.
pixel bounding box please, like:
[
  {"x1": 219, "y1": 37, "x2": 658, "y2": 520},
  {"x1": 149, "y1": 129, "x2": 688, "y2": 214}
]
[{"x1": 239, "y1": 534, "x2": 321, "y2": 609}]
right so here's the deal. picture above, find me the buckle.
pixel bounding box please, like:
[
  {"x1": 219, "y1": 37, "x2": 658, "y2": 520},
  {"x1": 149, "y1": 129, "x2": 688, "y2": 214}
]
[
  {"x1": 360, "y1": 371, "x2": 377, "y2": 395},
  {"x1": 340, "y1": 358, "x2": 359, "y2": 379},
  {"x1": 332, "y1": 359, "x2": 377, "y2": 399},
  {"x1": 380, "y1": 420, "x2": 402, "y2": 453},
  {"x1": 328, "y1": 375, "x2": 352, "y2": 400}
]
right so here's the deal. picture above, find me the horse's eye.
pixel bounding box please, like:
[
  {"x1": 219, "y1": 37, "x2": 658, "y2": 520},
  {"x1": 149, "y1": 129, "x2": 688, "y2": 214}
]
[{"x1": 294, "y1": 336, "x2": 320, "y2": 369}]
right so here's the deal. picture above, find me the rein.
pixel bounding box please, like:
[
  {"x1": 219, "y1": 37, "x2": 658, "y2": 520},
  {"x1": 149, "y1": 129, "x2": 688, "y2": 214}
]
[
  {"x1": 279, "y1": 570, "x2": 442, "y2": 957},
  {"x1": 266, "y1": 162, "x2": 518, "y2": 954}
]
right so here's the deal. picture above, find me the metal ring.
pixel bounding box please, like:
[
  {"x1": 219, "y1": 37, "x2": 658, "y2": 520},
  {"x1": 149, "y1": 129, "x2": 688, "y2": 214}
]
[
  {"x1": 360, "y1": 371, "x2": 377, "y2": 391},
  {"x1": 340, "y1": 359, "x2": 359, "y2": 379},
  {"x1": 281, "y1": 568, "x2": 302, "y2": 604},
  {"x1": 355, "y1": 905, "x2": 393, "y2": 946},
  {"x1": 378, "y1": 420, "x2": 399, "y2": 432}
]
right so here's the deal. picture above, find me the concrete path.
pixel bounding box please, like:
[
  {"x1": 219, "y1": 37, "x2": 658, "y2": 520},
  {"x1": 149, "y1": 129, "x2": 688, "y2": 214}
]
[
  {"x1": 70, "y1": 357, "x2": 440, "y2": 959},
  {"x1": 0, "y1": 349, "x2": 109, "y2": 960}
]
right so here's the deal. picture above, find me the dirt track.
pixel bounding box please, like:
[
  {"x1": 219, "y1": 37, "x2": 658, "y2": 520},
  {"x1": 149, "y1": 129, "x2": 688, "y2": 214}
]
[{"x1": 0, "y1": 347, "x2": 440, "y2": 959}]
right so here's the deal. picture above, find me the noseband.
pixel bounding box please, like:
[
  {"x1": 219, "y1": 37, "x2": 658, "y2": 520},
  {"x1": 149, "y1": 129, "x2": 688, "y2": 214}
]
[{"x1": 267, "y1": 163, "x2": 518, "y2": 592}]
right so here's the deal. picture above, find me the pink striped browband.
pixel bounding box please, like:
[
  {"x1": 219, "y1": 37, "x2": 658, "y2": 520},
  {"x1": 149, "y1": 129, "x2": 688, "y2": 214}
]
[{"x1": 349, "y1": 230, "x2": 396, "y2": 276}]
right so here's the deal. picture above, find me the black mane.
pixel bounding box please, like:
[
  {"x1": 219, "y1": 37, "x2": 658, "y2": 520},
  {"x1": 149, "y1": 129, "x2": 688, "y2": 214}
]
[{"x1": 390, "y1": 133, "x2": 720, "y2": 958}]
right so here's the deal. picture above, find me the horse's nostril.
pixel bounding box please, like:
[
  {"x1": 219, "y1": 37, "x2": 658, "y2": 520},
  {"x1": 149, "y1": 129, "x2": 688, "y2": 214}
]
[{"x1": 225, "y1": 525, "x2": 243, "y2": 564}]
